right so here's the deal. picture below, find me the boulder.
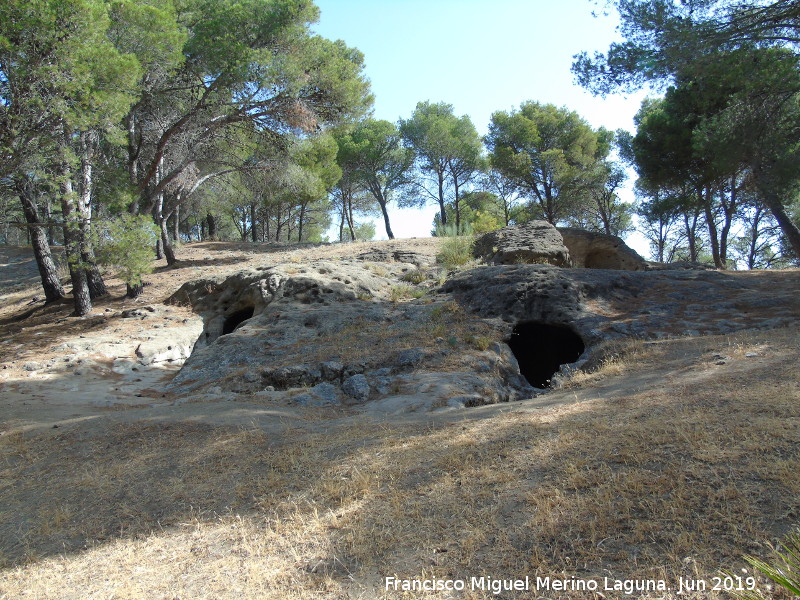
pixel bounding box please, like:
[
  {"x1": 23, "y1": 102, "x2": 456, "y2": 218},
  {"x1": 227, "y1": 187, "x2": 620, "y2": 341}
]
[
  {"x1": 557, "y1": 227, "x2": 647, "y2": 271},
  {"x1": 342, "y1": 374, "x2": 371, "y2": 402},
  {"x1": 473, "y1": 221, "x2": 570, "y2": 266}
]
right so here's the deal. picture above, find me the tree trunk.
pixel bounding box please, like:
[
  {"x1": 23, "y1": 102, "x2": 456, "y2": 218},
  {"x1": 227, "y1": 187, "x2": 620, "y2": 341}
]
[
  {"x1": 760, "y1": 188, "x2": 800, "y2": 258},
  {"x1": 84, "y1": 250, "x2": 108, "y2": 299},
  {"x1": 700, "y1": 187, "x2": 723, "y2": 268},
  {"x1": 78, "y1": 130, "x2": 107, "y2": 297},
  {"x1": 437, "y1": 170, "x2": 447, "y2": 227},
  {"x1": 347, "y1": 199, "x2": 356, "y2": 241},
  {"x1": 683, "y1": 211, "x2": 699, "y2": 263},
  {"x1": 207, "y1": 212, "x2": 217, "y2": 240},
  {"x1": 126, "y1": 282, "x2": 144, "y2": 298},
  {"x1": 338, "y1": 203, "x2": 345, "y2": 241},
  {"x1": 298, "y1": 202, "x2": 306, "y2": 242},
  {"x1": 59, "y1": 147, "x2": 92, "y2": 316},
  {"x1": 250, "y1": 203, "x2": 257, "y2": 242},
  {"x1": 378, "y1": 197, "x2": 395, "y2": 240},
  {"x1": 159, "y1": 215, "x2": 177, "y2": 266},
  {"x1": 173, "y1": 204, "x2": 180, "y2": 242},
  {"x1": 16, "y1": 181, "x2": 65, "y2": 302}
]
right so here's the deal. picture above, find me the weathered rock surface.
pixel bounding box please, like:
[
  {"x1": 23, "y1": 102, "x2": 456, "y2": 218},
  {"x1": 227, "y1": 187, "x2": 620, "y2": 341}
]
[
  {"x1": 166, "y1": 259, "x2": 536, "y2": 411},
  {"x1": 163, "y1": 238, "x2": 799, "y2": 413},
  {"x1": 557, "y1": 227, "x2": 647, "y2": 271},
  {"x1": 443, "y1": 264, "x2": 800, "y2": 343},
  {"x1": 473, "y1": 221, "x2": 571, "y2": 266}
]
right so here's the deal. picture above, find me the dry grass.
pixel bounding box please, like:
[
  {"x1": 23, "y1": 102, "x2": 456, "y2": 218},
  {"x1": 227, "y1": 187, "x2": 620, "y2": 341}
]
[{"x1": 1, "y1": 327, "x2": 798, "y2": 599}]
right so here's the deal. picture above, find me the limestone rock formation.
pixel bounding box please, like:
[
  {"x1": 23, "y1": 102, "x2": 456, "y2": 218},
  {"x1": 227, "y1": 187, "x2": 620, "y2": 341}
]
[
  {"x1": 166, "y1": 259, "x2": 536, "y2": 411},
  {"x1": 558, "y1": 227, "x2": 648, "y2": 270},
  {"x1": 473, "y1": 221, "x2": 570, "y2": 266},
  {"x1": 163, "y1": 239, "x2": 799, "y2": 414}
]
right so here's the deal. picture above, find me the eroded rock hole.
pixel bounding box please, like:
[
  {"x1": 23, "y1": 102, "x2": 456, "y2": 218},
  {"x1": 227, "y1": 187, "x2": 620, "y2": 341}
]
[
  {"x1": 222, "y1": 306, "x2": 254, "y2": 335},
  {"x1": 508, "y1": 322, "x2": 585, "y2": 388}
]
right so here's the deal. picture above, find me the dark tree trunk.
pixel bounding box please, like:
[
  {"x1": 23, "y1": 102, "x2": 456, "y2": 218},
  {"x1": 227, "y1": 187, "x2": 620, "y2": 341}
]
[
  {"x1": 250, "y1": 203, "x2": 257, "y2": 242},
  {"x1": 126, "y1": 282, "x2": 144, "y2": 298},
  {"x1": 760, "y1": 189, "x2": 800, "y2": 258},
  {"x1": 683, "y1": 210, "x2": 699, "y2": 263},
  {"x1": 298, "y1": 203, "x2": 306, "y2": 242},
  {"x1": 84, "y1": 253, "x2": 108, "y2": 299},
  {"x1": 750, "y1": 157, "x2": 800, "y2": 259},
  {"x1": 347, "y1": 200, "x2": 356, "y2": 241},
  {"x1": 207, "y1": 212, "x2": 217, "y2": 240},
  {"x1": 700, "y1": 187, "x2": 723, "y2": 268},
  {"x1": 378, "y1": 198, "x2": 395, "y2": 240},
  {"x1": 16, "y1": 181, "x2": 65, "y2": 302}
]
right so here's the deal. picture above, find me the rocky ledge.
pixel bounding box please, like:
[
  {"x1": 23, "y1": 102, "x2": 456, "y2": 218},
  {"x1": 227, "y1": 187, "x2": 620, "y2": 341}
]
[{"x1": 162, "y1": 234, "x2": 799, "y2": 414}]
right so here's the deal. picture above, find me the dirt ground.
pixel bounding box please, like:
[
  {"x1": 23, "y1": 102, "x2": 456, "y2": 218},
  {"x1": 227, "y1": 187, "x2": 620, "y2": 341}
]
[{"x1": 0, "y1": 241, "x2": 798, "y2": 599}]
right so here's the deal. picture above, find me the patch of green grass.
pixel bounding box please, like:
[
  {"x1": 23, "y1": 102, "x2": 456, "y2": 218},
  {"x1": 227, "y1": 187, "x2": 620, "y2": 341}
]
[
  {"x1": 400, "y1": 269, "x2": 428, "y2": 284},
  {"x1": 389, "y1": 284, "x2": 426, "y2": 302},
  {"x1": 436, "y1": 235, "x2": 474, "y2": 270}
]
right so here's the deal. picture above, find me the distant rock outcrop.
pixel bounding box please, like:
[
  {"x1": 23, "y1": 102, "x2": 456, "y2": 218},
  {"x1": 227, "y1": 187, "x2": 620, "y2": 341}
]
[
  {"x1": 473, "y1": 221, "x2": 571, "y2": 266},
  {"x1": 558, "y1": 227, "x2": 647, "y2": 271}
]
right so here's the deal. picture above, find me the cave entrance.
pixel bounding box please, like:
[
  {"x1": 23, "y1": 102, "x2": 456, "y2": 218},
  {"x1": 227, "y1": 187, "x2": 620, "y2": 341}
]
[
  {"x1": 507, "y1": 322, "x2": 585, "y2": 388},
  {"x1": 222, "y1": 306, "x2": 254, "y2": 335}
]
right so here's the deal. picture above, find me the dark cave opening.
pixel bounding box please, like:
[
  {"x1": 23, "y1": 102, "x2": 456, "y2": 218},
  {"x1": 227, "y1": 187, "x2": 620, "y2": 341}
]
[
  {"x1": 507, "y1": 322, "x2": 586, "y2": 388},
  {"x1": 222, "y1": 306, "x2": 254, "y2": 335}
]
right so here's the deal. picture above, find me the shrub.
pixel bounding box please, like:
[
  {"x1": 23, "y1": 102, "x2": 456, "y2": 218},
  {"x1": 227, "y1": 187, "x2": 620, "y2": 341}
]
[
  {"x1": 389, "y1": 284, "x2": 425, "y2": 302},
  {"x1": 436, "y1": 235, "x2": 474, "y2": 270},
  {"x1": 92, "y1": 214, "x2": 159, "y2": 297},
  {"x1": 400, "y1": 269, "x2": 427, "y2": 284}
]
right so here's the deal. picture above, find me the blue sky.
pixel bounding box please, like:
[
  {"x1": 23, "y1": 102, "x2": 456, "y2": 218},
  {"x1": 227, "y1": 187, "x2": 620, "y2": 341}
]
[{"x1": 312, "y1": 0, "x2": 651, "y2": 244}]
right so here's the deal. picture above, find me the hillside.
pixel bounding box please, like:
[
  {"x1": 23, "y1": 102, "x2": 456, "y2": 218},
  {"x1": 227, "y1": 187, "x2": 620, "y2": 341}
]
[{"x1": 0, "y1": 239, "x2": 798, "y2": 600}]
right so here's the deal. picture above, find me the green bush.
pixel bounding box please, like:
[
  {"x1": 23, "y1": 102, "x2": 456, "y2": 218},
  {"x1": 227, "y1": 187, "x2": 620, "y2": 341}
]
[
  {"x1": 436, "y1": 235, "x2": 474, "y2": 270},
  {"x1": 92, "y1": 214, "x2": 159, "y2": 297}
]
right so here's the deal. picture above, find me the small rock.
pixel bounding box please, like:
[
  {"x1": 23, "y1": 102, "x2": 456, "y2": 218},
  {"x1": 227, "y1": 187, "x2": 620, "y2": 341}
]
[
  {"x1": 396, "y1": 348, "x2": 425, "y2": 369},
  {"x1": 342, "y1": 374, "x2": 370, "y2": 402},
  {"x1": 745, "y1": 352, "x2": 759, "y2": 358},
  {"x1": 320, "y1": 360, "x2": 344, "y2": 381},
  {"x1": 23, "y1": 362, "x2": 42, "y2": 372}
]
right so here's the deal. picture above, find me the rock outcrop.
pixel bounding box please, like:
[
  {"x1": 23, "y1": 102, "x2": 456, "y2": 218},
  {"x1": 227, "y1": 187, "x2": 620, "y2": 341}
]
[
  {"x1": 473, "y1": 221, "x2": 570, "y2": 266},
  {"x1": 163, "y1": 238, "x2": 800, "y2": 413},
  {"x1": 166, "y1": 259, "x2": 536, "y2": 412},
  {"x1": 558, "y1": 227, "x2": 647, "y2": 271}
]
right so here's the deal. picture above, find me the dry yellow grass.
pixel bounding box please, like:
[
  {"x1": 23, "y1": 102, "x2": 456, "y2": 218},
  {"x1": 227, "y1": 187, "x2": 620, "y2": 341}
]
[{"x1": 1, "y1": 327, "x2": 798, "y2": 599}]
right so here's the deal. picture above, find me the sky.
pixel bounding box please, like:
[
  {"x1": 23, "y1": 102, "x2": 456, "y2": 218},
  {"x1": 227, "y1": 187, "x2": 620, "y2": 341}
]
[{"x1": 311, "y1": 0, "x2": 653, "y2": 249}]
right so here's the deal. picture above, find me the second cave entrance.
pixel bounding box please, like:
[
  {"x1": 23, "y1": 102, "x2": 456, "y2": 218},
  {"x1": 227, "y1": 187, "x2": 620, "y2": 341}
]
[
  {"x1": 507, "y1": 322, "x2": 585, "y2": 388},
  {"x1": 221, "y1": 306, "x2": 255, "y2": 335}
]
